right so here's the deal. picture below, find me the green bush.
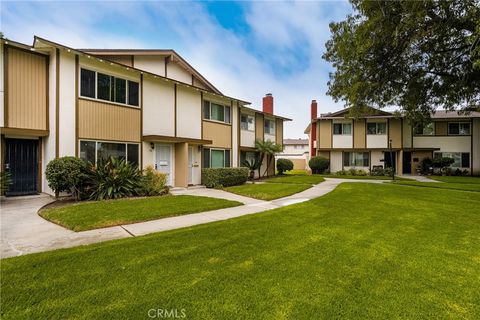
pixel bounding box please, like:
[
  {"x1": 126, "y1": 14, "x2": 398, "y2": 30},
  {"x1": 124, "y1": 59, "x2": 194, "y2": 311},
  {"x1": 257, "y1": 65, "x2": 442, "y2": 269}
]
[
  {"x1": 370, "y1": 166, "x2": 385, "y2": 176},
  {"x1": 142, "y1": 165, "x2": 169, "y2": 196},
  {"x1": 347, "y1": 168, "x2": 367, "y2": 176},
  {"x1": 88, "y1": 157, "x2": 143, "y2": 200},
  {"x1": 418, "y1": 158, "x2": 433, "y2": 175},
  {"x1": 309, "y1": 157, "x2": 329, "y2": 174},
  {"x1": 276, "y1": 158, "x2": 294, "y2": 175},
  {"x1": 0, "y1": 171, "x2": 12, "y2": 193},
  {"x1": 45, "y1": 157, "x2": 90, "y2": 199},
  {"x1": 202, "y1": 167, "x2": 249, "y2": 188},
  {"x1": 335, "y1": 170, "x2": 347, "y2": 175}
]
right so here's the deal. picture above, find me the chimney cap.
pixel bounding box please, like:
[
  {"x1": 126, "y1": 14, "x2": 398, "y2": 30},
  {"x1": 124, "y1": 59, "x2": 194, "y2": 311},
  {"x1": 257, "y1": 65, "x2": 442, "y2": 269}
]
[
  {"x1": 312, "y1": 99, "x2": 317, "y2": 103},
  {"x1": 265, "y1": 93, "x2": 272, "y2": 97}
]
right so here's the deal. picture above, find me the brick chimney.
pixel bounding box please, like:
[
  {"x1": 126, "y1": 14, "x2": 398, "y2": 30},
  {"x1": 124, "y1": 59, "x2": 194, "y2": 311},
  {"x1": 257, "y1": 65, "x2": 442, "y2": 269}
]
[
  {"x1": 310, "y1": 100, "x2": 317, "y2": 157},
  {"x1": 262, "y1": 93, "x2": 273, "y2": 114}
]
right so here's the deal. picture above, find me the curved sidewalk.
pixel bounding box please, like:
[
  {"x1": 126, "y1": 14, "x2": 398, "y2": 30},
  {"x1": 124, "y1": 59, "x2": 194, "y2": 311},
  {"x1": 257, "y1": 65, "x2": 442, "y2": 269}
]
[{"x1": 0, "y1": 178, "x2": 380, "y2": 258}]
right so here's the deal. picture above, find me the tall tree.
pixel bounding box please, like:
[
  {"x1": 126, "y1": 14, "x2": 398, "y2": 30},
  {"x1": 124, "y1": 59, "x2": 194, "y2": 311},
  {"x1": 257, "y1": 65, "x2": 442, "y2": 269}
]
[{"x1": 324, "y1": 0, "x2": 480, "y2": 123}]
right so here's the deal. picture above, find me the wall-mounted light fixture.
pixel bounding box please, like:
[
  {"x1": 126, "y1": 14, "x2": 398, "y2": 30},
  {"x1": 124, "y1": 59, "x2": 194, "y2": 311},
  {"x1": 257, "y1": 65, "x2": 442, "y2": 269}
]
[{"x1": 150, "y1": 143, "x2": 155, "y2": 151}]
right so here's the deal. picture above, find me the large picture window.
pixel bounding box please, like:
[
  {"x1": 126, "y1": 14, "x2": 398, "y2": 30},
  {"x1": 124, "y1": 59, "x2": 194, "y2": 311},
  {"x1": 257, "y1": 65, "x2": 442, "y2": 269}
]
[
  {"x1": 203, "y1": 148, "x2": 231, "y2": 168},
  {"x1": 241, "y1": 114, "x2": 255, "y2": 131},
  {"x1": 448, "y1": 122, "x2": 470, "y2": 135},
  {"x1": 367, "y1": 122, "x2": 387, "y2": 135},
  {"x1": 414, "y1": 122, "x2": 434, "y2": 135},
  {"x1": 79, "y1": 140, "x2": 139, "y2": 167},
  {"x1": 203, "y1": 101, "x2": 231, "y2": 124},
  {"x1": 333, "y1": 123, "x2": 352, "y2": 135},
  {"x1": 80, "y1": 68, "x2": 139, "y2": 107},
  {"x1": 343, "y1": 152, "x2": 369, "y2": 167},
  {"x1": 264, "y1": 119, "x2": 275, "y2": 135},
  {"x1": 434, "y1": 152, "x2": 470, "y2": 168}
]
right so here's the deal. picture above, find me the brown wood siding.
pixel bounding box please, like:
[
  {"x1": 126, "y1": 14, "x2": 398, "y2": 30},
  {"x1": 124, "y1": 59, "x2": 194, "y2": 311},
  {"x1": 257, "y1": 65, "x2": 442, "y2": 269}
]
[
  {"x1": 353, "y1": 120, "x2": 366, "y2": 148},
  {"x1": 7, "y1": 47, "x2": 48, "y2": 130},
  {"x1": 95, "y1": 55, "x2": 133, "y2": 67},
  {"x1": 202, "y1": 121, "x2": 232, "y2": 148},
  {"x1": 389, "y1": 119, "x2": 402, "y2": 148},
  {"x1": 78, "y1": 99, "x2": 141, "y2": 142},
  {"x1": 275, "y1": 118, "x2": 283, "y2": 146},
  {"x1": 435, "y1": 121, "x2": 448, "y2": 135},
  {"x1": 290, "y1": 158, "x2": 306, "y2": 170},
  {"x1": 255, "y1": 113, "x2": 264, "y2": 141},
  {"x1": 318, "y1": 120, "x2": 332, "y2": 148}
]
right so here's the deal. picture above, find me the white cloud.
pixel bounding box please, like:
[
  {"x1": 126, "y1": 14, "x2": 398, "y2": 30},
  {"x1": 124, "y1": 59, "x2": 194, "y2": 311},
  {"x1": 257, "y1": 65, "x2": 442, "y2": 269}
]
[{"x1": 1, "y1": 0, "x2": 352, "y2": 138}]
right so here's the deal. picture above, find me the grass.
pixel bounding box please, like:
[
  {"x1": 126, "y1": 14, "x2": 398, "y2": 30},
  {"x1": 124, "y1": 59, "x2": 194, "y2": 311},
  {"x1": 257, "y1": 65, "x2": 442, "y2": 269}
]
[
  {"x1": 393, "y1": 178, "x2": 480, "y2": 192},
  {"x1": 263, "y1": 174, "x2": 325, "y2": 185},
  {"x1": 428, "y1": 175, "x2": 480, "y2": 184},
  {"x1": 2, "y1": 183, "x2": 479, "y2": 319},
  {"x1": 224, "y1": 183, "x2": 312, "y2": 200},
  {"x1": 39, "y1": 195, "x2": 242, "y2": 231},
  {"x1": 320, "y1": 174, "x2": 411, "y2": 180}
]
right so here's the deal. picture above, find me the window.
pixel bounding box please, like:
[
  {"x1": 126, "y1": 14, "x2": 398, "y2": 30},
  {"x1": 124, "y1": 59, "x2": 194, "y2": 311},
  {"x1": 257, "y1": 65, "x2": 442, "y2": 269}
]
[
  {"x1": 343, "y1": 152, "x2": 369, "y2": 167},
  {"x1": 240, "y1": 151, "x2": 258, "y2": 166},
  {"x1": 241, "y1": 114, "x2": 255, "y2": 131},
  {"x1": 79, "y1": 140, "x2": 140, "y2": 167},
  {"x1": 333, "y1": 123, "x2": 352, "y2": 135},
  {"x1": 80, "y1": 68, "x2": 139, "y2": 107},
  {"x1": 203, "y1": 148, "x2": 231, "y2": 168},
  {"x1": 367, "y1": 122, "x2": 387, "y2": 135},
  {"x1": 265, "y1": 119, "x2": 275, "y2": 135},
  {"x1": 434, "y1": 152, "x2": 470, "y2": 168},
  {"x1": 448, "y1": 122, "x2": 470, "y2": 135},
  {"x1": 203, "y1": 101, "x2": 231, "y2": 123},
  {"x1": 414, "y1": 122, "x2": 435, "y2": 135},
  {"x1": 80, "y1": 69, "x2": 95, "y2": 98}
]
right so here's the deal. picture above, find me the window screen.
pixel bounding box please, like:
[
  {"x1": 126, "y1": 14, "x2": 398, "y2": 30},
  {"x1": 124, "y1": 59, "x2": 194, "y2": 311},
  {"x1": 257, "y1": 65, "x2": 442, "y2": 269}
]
[{"x1": 80, "y1": 69, "x2": 95, "y2": 98}]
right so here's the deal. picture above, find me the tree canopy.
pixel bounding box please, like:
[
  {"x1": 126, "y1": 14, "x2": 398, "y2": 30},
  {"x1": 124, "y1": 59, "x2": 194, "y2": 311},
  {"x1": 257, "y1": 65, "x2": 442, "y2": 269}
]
[{"x1": 323, "y1": 0, "x2": 480, "y2": 123}]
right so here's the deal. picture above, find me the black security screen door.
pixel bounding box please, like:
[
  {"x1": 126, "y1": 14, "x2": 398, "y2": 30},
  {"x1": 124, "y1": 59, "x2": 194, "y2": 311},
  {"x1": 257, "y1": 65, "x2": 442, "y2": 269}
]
[
  {"x1": 4, "y1": 139, "x2": 39, "y2": 196},
  {"x1": 403, "y1": 151, "x2": 412, "y2": 174}
]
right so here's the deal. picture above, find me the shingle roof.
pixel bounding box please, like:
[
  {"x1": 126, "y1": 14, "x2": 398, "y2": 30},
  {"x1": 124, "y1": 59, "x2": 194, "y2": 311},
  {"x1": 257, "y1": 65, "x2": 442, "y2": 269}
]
[{"x1": 283, "y1": 138, "x2": 308, "y2": 145}]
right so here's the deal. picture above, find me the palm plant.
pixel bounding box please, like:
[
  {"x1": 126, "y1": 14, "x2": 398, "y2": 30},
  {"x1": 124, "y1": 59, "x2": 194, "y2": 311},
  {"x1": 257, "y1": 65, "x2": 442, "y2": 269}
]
[
  {"x1": 242, "y1": 157, "x2": 261, "y2": 183},
  {"x1": 255, "y1": 139, "x2": 283, "y2": 178}
]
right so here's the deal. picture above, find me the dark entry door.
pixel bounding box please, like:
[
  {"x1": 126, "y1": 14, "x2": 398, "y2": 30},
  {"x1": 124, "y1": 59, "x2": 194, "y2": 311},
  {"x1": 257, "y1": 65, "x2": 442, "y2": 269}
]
[
  {"x1": 4, "y1": 139, "x2": 39, "y2": 196},
  {"x1": 403, "y1": 151, "x2": 412, "y2": 174},
  {"x1": 384, "y1": 151, "x2": 396, "y2": 172}
]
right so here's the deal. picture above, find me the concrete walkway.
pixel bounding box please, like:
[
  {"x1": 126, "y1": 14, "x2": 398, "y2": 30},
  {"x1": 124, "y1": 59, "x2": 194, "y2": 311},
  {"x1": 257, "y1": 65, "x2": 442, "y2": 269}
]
[
  {"x1": 0, "y1": 178, "x2": 381, "y2": 258},
  {"x1": 396, "y1": 175, "x2": 440, "y2": 182}
]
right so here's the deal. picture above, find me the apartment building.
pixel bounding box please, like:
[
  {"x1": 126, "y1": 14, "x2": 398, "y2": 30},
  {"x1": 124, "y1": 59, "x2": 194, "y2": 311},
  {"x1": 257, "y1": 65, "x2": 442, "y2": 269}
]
[
  {"x1": 0, "y1": 36, "x2": 289, "y2": 196},
  {"x1": 305, "y1": 100, "x2": 480, "y2": 175},
  {"x1": 275, "y1": 139, "x2": 309, "y2": 170}
]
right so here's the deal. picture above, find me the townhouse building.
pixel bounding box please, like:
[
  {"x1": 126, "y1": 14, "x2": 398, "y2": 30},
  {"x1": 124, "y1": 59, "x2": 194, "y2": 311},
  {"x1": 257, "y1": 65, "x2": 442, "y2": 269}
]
[
  {"x1": 0, "y1": 36, "x2": 289, "y2": 196},
  {"x1": 305, "y1": 100, "x2": 480, "y2": 175},
  {"x1": 275, "y1": 138, "x2": 309, "y2": 170}
]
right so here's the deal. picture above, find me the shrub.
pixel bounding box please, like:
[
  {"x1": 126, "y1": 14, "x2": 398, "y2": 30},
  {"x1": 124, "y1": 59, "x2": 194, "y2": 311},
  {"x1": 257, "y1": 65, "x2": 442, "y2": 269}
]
[
  {"x1": 356, "y1": 169, "x2": 368, "y2": 176},
  {"x1": 45, "y1": 157, "x2": 90, "y2": 199},
  {"x1": 276, "y1": 158, "x2": 294, "y2": 175},
  {"x1": 202, "y1": 167, "x2": 249, "y2": 188},
  {"x1": 88, "y1": 157, "x2": 143, "y2": 200},
  {"x1": 370, "y1": 166, "x2": 385, "y2": 176},
  {"x1": 383, "y1": 167, "x2": 394, "y2": 177},
  {"x1": 336, "y1": 170, "x2": 347, "y2": 175},
  {"x1": 454, "y1": 168, "x2": 469, "y2": 176},
  {"x1": 141, "y1": 166, "x2": 169, "y2": 196},
  {"x1": 0, "y1": 171, "x2": 12, "y2": 193},
  {"x1": 418, "y1": 158, "x2": 433, "y2": 175},
  {"x1": 309, "y1": 157, "x2": 329, "y2": 174}
]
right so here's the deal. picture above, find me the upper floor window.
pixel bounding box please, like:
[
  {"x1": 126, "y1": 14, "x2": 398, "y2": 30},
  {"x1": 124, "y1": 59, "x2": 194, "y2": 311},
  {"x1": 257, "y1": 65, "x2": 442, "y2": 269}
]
[
  {"x1": 448, "y1": 122, "x2": 470, "y2": 135},
  {"x1": 333, "y1": 123, "x2": 352, "y2": 135},
  {"x1": 367, "y1": 122, "x2": 387, "y2": 135},
  {"x1": 264, "y1": 119, "x2": 275, "y2": 135},
  {"x1": 414, "y1": 122, "x2": 434, "y2": 135},
  {"x1": 80, "y1": 68, "x2": 139, "y2": 107},
  {"x1": 240, "y1": 114, "x2": 255, "y2": 131},
  {"x1": 203, "y1": 101, "x2": 230, "y2": 124}
]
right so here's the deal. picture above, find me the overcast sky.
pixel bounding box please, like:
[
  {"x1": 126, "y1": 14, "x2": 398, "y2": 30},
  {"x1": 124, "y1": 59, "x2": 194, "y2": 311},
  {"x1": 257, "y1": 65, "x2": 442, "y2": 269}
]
[{"x1": 1, "y1": 0, "x2": 353, "y2": 138}]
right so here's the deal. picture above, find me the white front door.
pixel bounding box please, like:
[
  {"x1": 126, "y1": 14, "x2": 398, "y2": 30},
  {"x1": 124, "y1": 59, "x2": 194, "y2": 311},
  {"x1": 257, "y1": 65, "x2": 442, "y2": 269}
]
[
  {"x1": 156, "y1": 144, "x2": 172, "y2": 186},
  {"x1": 188, "y1": 146, "x2": 194, "y2": 185}
]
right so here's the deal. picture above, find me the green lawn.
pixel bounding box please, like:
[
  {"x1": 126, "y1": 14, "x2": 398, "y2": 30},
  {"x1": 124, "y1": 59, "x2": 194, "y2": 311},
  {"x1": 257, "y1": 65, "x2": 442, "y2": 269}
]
[
  {"x1": 428, "y1": 175, "x2": 480, "y2": 184},
  {"x1": 224, "y1": 183, "x2": 312, "y2": 200},
  {"x1": 264, "y1": 174, "x2": 325, "y2": 185},
  {"x1": 393, "y1": 180, "x2": 480, "y2": 192},
  {"x1": 320, "y1": 174, "x2": 408, "y2": 180},
  {"x1": 2, "y1": 183, "x2": 479, "y2": 319},
  {"x1": 39, "y1": 195, "x2": 242, "y2": 231}
]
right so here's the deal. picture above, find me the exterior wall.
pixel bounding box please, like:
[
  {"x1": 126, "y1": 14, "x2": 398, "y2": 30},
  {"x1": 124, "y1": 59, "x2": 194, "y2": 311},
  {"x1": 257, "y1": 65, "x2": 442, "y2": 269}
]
[
  {"x1": 435, "y1": 121, "x2": 448, "y2": 135},
  {"x1": 330, "y1": 151, "x2": 343, "y2": 173},
  {"x1": 403, "y1": 120, "x2": 412, "y2": 148},
  {"x1": 275, "y1": 118, "x2": 283, "y2": 146},
  {"x1": 255, "y1": 113, "x2": 264, "y2": 141},
  {"x1": 240, "y1": 110, "x2": 255, "y2": 147},
  {"x1": 473, "y1": 118, "x2": 480, "y2": 175},
  {"x1": 142, "y1": 141, "x2": 154, "y2": 169},
  {"x1": 5, "y1": 47, "x2": 48, "y2": 130},
  {"x1": 203, "y1": 121, "x2": 231, "y2": 148},
  {"x1": 353, "y1": 120, "x2": 365, "y2": 148},
  {"x1": 133, "y1": 56, "x2": 165, "y2": 76},
  {"x1": 412, "y1": 151, "x2": 432, "y2": 175},
  {"x1": 371, "y1": 151, "x2": 383, "y2": 169},
  {"x1": 291, "y1": 158, "x2": 306, "y2": 170},
  {"x1": 333, "y1": 135, "x2": 352, "y2": 148},
  {"x1": 231, "y1": 104, "x2": 238, "y2": 167},
  {"x1": 174, "y1": 142, "x2": 188, "y2": 187},
  {"x1": 78, "y1": 99, "x2": 141, "y2": 142},
  {"x1": 0, "y1": 42, "x2": 4, "y2": 127},
  {"x1": 318, "y1": 120, "x2": 332, "y2": 149},
  {"x1": 142, "y1": 76, "x2": 175, "y2": 136},
  {"x1": 96, "y1": 55, "x2": 133, "y2": 67},
  {"x1": 43, "y1": 48, "x2": 57, "y2": 194},
  {"x1": 264, "y1": 116, "x2": 276, "y2": 142},
  {"x1": 413, "y1": 136, "x2": 471, "y2": 152},
  {"x1": 366, "y1": 119, "x2": 387, "y2": 148},
  {"x1": 167, "y1": 61, "x2": 191, "y2": 84},
  {"x1": 193, "y1": 78, "x2": 207, "y2": 90},
  {"x1": 389, "y1": 119, "x2": 402, "y2": 148},
  {"x1": 176, "y1": 86, "x2": 201, "y2": 139},
  {"x1": 58, "y1": 51, "x2": 76, "y2": 157}
]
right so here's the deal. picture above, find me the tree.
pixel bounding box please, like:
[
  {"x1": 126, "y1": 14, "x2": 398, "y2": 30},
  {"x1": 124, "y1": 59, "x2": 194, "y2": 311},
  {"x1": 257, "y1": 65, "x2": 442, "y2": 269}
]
[
  {"x1": 255, "y1": 140, "x2": 283, "y2": 177},
  {"x1": 324, "y1": 0, "x2": 480, "y2": 123}
]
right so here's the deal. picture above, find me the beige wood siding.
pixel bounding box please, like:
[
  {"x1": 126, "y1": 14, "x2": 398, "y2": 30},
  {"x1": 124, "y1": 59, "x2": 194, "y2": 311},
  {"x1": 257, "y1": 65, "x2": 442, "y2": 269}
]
[
  {"x1": 255, "y1": 113, "x2": 264, "y2": 141},
  {"x1": 318, "y1": 120, "x2": 332, "y2": 148},
  {"x1": 96, "y1": 55, "x2": 133, "y2": 67},
  {"x1": 202, "y1": 121, "x2": 231, "y2": 148},
  {"x1": 175, "y1": 142, "x2": 188, "y2": 187},
  {"x1": 435, "y1": 121, "x2": 447, "y2": 135},
  {"x1": 412, "y1": 151, "x2": 431, "y2": 175},
  {"x1": 78, "y1": 99, "x2": 141, "y2": 142},
  {"x1": 275, "y1": 118, "x2": 283, "y2": 146},
  {"x1": 290, "y1": 158, "x2": 306, "y2": 170},
  {"x1": 389, "y1": 119, "x2": 402, "y2": 148},
  {"x1": 353, "y1": 120, "x2": 366, "y2": 148},
  {"x1": 6, "y1": 47, "x2": 48, "y2": 130},
  {"x1": 318, "y1": 151, "x2": 330, "y2": 159}
]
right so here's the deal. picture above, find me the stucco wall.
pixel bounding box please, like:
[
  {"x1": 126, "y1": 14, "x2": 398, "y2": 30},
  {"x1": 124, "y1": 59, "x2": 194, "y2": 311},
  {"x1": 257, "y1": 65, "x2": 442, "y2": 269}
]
[
  {"x1": 142, "y1": 77, "x2": 175, "y2": 136},
  {"x1": 133, "y1": 56, "x2": 165, "y2": 76},
  {"x1": 58, "y1": 51, "x2": 76, "y2": 157},
  {"x1": 176, "y1": 86, "x2": 201, "y2": 139}
]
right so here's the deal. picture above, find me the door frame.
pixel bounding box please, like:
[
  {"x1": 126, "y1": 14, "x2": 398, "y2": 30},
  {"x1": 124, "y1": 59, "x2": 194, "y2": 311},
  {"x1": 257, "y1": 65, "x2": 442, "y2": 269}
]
[{"x1": 155, "y1": 143, "x2": 174, "y2": 186}]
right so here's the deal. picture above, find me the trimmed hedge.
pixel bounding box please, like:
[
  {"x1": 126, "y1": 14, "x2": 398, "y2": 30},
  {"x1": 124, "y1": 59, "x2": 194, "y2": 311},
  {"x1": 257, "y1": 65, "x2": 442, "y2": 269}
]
[
  {"x1": 277, "y1": 158, "x2": 294, "y2": 174},
  {"x1": 202, "y1": 167, "x2": 249, "y2": 188},
  {"x1": 309, "y1": 157, "x2": 329, "y2": 174}
]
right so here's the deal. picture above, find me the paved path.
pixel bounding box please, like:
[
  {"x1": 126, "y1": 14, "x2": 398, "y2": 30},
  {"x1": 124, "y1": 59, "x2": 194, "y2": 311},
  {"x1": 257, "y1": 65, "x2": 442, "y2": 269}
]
[
  {"x1": 396, "y1": 175, "x2": 440, "y2": 182},
  {"x1": 0, "y1": 178, "x2": 381, "y2": 258}
]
